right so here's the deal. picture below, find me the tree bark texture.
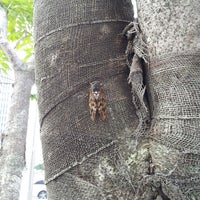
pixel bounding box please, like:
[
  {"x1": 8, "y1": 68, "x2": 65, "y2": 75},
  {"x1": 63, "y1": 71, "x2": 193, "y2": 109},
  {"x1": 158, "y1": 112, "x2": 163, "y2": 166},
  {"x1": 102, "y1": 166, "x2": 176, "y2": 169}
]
[
  {"x1": 135, "y1": 0, "x2": 200, "y2": 199},
  {"x1": 34, "y1": 0, "x2": 143, "y2": 199},
  {"x1": 0, "y1": 70, "x2": 35, "y2": 200}
]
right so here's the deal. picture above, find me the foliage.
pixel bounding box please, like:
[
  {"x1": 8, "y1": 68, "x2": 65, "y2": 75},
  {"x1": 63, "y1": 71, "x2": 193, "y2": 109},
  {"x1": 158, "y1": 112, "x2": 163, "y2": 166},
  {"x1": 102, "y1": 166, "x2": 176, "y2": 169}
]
[
  {"x1": 34, "y1": 163, "x2": 45, "y2": 171},
  {"x1": 0, "y1": 0, "x2": 33, "y2": 73},
  {"x1": 30, "y1": 94, "x2": 38, "y2": 101},
  {"x1": 0, "y1": 50, "x2": 9, "y2": 74}
]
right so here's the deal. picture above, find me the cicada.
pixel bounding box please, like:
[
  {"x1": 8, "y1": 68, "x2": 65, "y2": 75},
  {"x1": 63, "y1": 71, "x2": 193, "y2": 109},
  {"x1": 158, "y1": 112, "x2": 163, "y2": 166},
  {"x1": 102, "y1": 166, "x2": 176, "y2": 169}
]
[{"x1": 89, "y1": 81, "x2": 107, "y2": 121}]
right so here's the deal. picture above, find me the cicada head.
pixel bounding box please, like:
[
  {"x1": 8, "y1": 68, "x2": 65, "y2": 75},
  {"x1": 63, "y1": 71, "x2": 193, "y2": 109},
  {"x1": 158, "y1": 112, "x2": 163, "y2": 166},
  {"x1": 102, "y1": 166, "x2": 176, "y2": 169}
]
[{"x1": 90, "y1": 81, "x2": 103, "y2": 100}]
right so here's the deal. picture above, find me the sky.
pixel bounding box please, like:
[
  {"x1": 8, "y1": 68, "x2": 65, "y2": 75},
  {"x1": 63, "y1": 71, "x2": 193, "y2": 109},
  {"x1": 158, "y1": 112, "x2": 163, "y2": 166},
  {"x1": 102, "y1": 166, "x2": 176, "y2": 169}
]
[
  {"x1": 19, "y1": 87, "x2": 44, "y2": 200},
  {"x1": 132, "y1": 0, "x2": 138, "y2": 18}
]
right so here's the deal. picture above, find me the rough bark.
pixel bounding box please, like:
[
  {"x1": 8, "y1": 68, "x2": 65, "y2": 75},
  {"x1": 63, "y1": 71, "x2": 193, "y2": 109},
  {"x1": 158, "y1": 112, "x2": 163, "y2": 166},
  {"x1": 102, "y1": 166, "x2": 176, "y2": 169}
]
[
  {"x1": 0, "y1": 71, "x2": 34, "y2": 200},
  {"x1": 134, "y1": 0, "x2": 200, "y2": 199},
  {"x1": 0, "y1": 5, "x2": 35, "y2": 200},
  {"x1": 34, "y1": 0, "x2": 139, "y2": 199}
]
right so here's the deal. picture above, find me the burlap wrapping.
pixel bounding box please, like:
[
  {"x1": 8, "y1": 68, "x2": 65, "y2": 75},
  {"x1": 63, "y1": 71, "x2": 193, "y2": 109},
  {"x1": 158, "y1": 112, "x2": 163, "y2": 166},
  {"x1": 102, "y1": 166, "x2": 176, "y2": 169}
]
[
  {"x1": 147, "y1": 53, "x2": 200, "y2": 199},
  {"x1": 149, "y1": 53, "x2": 200, "y2": 153},
  {"x1": 34, "y1": 0, "x2": 136, "y2": 188}
]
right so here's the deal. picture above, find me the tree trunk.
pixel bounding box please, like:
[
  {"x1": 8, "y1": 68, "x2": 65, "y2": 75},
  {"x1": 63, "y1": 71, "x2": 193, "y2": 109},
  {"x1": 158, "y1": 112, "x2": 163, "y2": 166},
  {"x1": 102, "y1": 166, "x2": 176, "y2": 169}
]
[
  {"x1": 134, "y1": 0, "x2": 200, "y2": 199},
  {"x1": 0, "y1": 70, "x2": 35, "y2": 200},
  {"x1": 34, "y1": 0, "x2": 139, "y2": 199}
]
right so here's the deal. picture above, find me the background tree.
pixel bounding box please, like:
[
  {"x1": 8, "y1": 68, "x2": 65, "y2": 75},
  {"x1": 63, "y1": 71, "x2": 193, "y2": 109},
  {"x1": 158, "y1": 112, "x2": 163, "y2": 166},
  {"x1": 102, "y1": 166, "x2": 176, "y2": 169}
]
[
  {"x1": 34, "y1": 0, "x2": 200, "y2": 199},
  {"x1": 0, "y1": 1, "x2": 34, "y2": 199}
]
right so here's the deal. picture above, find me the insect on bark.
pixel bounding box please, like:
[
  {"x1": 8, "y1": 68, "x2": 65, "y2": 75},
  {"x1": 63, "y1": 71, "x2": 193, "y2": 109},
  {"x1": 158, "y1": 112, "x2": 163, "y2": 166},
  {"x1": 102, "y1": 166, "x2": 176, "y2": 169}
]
[{"x1": 89, "y1": 81, "x2": 107, "y2": 121}]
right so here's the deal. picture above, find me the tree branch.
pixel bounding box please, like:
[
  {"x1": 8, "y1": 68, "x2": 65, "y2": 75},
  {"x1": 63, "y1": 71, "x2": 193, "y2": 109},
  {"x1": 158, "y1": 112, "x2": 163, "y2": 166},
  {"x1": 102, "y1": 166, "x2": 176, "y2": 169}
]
[
  {"x1": 0, "y1": 40, "x2": 26, "y2": 71},
  {"x1": 13, "y1": 32, "x2": 28, "y2": 49},
  {"x1": 26, "y1": 56, "x2": 35, "y2": 72}
]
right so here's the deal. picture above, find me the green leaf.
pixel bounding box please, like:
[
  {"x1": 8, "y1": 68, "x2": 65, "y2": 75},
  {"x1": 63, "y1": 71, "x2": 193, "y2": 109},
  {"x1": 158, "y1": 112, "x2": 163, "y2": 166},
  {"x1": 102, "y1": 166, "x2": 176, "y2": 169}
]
[
  {"x1": 30, "y1": 94, "x2": 38, "y2": 101},
  {"x1": 23, "y1": 52, "x2": 32, "y2": 62},
  {"x1": 1, "y1": 62, "x2": 10, "y2": 69},
  {"x1": 0, "y1": 50, "x2": 10, "y2": 73},
  {"x1": 1, "y1": 0, "x2": 34, "y2": 65},
  {"x1": 34, "y1": 164, "x2": 44, "y2": 170},
  {"x1": 1, "y1": 68, "x2": 8, "y2": 75}
]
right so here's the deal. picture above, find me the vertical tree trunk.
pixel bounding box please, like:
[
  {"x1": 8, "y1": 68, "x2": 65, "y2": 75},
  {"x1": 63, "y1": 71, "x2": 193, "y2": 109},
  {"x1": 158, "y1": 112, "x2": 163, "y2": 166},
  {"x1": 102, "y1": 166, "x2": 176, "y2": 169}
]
[
  {"x1": 0, "y1": 70, "x2": 35, "y2": 200},
  {"x1": 135, "y1": 0, "x2": 200, "y2": 199},
  {"x1": 34, "y1": 0, "x2": 139, "y2": 199}
]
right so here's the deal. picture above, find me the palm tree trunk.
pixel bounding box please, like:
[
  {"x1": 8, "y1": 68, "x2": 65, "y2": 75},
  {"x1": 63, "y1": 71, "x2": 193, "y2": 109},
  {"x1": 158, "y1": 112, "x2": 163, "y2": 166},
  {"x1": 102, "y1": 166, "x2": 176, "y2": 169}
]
[{"x1": 34, "y1": 0, "x2": 137, "y2": 199}]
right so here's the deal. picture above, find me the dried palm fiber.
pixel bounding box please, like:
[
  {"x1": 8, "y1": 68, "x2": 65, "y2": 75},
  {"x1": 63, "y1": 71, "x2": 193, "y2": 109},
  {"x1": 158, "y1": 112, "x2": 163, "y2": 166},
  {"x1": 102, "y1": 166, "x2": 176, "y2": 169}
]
[
  {"x1": 123, "y1": 20, "x2": 150, "y2": 139},
  {"x1": 124, "y1": 19, "x2": 200, "y2": 199},
  {"x1": 34, "y1": 0, "x2": 141, "y2": 199}
]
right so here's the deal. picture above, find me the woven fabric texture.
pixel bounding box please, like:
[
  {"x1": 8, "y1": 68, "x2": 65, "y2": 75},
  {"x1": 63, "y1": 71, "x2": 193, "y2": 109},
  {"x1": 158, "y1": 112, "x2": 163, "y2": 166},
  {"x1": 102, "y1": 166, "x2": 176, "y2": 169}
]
[{"x1": 34, "y1": 0, "x2": 136, "y2": 190}]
